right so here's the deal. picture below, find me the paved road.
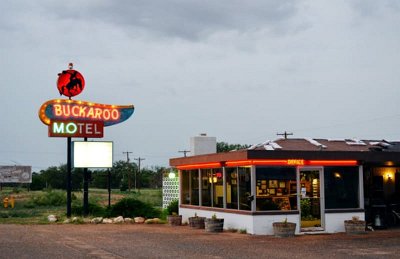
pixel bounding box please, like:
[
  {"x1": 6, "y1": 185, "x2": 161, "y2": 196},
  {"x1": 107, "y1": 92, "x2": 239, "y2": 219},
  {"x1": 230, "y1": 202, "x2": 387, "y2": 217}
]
[{"x1": 0, "y1": 224, "x2": 399, "y2": 258}]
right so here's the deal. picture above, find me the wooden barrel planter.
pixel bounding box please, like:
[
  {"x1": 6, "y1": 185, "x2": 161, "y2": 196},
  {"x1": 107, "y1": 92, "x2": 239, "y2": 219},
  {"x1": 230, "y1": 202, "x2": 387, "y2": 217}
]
[
  {"x1": 344, "y1": 220, "x2": 366, "y2": 234},
  {"x1": 272, "y1": 222, "x2": 296, "y2": 237},
  {"x1": 205, "y1": 218, "x2": 224, "y2": 233},
  {"x1": 167, "y1": 215, "x2": 182, "y2": 226},
  {"x1": 189, "y1": 216, "x2": 206, "y2": 229}
]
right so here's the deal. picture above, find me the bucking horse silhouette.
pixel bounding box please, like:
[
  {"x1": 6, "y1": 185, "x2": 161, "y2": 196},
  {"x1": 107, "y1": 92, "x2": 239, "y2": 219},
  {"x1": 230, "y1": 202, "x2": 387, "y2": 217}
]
[{"x1": 58, "y1": 70, "x2": 83, "y2": 96}]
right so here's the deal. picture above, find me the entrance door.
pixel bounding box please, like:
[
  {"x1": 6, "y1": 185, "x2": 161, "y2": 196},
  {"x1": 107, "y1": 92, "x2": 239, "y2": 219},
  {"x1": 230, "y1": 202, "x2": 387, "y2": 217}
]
[{"x1": 299, "y1": 169, "x2": 324, "y2": 232}]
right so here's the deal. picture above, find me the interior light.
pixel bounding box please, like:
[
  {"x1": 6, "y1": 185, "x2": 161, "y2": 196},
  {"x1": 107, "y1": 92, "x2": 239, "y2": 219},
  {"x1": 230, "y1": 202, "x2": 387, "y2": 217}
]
[
  {"x1": 385, "y1": 161, "x2": 394, "y2": 166},
  {"x1": 208, "y1": 176, "x2": 218, "y2": 183}
]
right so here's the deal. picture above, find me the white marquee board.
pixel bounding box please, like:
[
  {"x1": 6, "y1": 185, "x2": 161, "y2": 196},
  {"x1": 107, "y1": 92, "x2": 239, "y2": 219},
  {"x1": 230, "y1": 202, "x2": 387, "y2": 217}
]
[{"x1": 72, "y1": 141, "x2": 113, "y2": 168}]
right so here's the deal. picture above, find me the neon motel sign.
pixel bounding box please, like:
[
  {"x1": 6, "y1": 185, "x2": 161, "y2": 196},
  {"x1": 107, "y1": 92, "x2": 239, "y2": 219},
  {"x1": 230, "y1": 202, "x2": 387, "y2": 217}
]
[
  {"x1": 39, "y1": 99, "x2": 134, "y2": 138},
  {"x1": 50, "y1": 120, "x2": 104, "y2": 138}
]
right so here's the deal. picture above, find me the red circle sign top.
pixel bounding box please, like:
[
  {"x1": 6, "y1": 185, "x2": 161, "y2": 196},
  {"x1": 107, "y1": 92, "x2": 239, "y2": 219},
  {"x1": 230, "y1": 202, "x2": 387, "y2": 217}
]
[{"x1": 57, "y1": 69, "x2": 85, "y2": 97}]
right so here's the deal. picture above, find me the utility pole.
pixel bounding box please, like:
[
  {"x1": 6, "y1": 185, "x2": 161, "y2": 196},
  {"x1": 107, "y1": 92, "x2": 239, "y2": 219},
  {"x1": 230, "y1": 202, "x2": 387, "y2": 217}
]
[
  {"x1": 134, "y1": 157, "x2": 145, "y2": 192},
  {"x1": 178, "y1": 150, "x2": 190, "y2": 157},
  {"x1": 123, "y1": 151, "x2": 133, "y2": 191},
  {"x1": 277, "y1": 131, "x2": 293, "y2": 139}
]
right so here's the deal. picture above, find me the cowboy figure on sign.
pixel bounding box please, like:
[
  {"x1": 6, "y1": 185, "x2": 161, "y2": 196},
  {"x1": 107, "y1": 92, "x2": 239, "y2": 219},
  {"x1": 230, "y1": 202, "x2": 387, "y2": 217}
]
[
  {"x1": 58, "y1": 70, "x2": 83, "y2": 96},
  {"x1": 56, "y1": 63, "x2": 85, "y2": 98}
]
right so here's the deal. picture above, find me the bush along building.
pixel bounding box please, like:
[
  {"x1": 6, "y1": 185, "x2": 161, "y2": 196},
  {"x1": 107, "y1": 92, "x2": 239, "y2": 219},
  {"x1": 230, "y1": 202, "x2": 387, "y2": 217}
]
[{"x1": 169, "y1": 136, "x2": 400, "y2": 235}]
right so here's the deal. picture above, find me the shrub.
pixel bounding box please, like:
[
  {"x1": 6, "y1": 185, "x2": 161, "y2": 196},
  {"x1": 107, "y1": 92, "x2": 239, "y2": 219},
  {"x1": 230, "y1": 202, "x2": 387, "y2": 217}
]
[
  {"x1": 300, "y1": 199, "x2": 311, "y2": 219},
  {"x1": 23, "y1": 201, "x2": 36, "y2": 209},
  {"x1": 239, "y1": 229, "x2": 247, "y2": 234},
  {"x1": 30, "y1": 190, "x2": 67, "y2": 206},
  {"x1": 71, "y1": 202, "x2": 105, "y2": 217},
  {"x1": 166, "y1": 200, "x2": 179, "y2": 215},
  {"x1": 109, "y1": 197, "x2": 160, "y2": 218}
]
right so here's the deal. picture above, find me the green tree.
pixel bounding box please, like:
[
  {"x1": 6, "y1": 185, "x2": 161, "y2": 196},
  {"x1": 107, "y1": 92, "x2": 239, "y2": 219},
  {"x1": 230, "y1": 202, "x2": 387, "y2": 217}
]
[
  {"x1": 36, "y1": 164, "x2": 83, "y2": 191},
  {"x1": 217, "y1": 142, "x2": 250, "y2": 153},
  {"x1": 112, "y1": 160, "x2": 138, "y2": 191},
  {"x1": 26, "y1": 160, "x2": 164, "y2": 191},
  {"x1": 40, "y1": 166, "x2": 66, "y2": 189},
  {"x1": 150, "y1": 166, "x2": 165, "y2": 188},
  {"x1": 138, "y1": 166, "x2": 164, "y2": 189},
  {"x1": 30, "y1": 172, "x2": 46, "y2": 190},
  {"x1": 90, "y1": 170, "x2": 109, "y2": 189}
]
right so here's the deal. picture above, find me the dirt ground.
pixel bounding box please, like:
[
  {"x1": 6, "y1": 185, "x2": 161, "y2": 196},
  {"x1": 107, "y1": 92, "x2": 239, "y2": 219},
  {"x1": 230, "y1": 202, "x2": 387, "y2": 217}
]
[{"x1": 0, "y1": 224, "x2": 399, "y2": 259}]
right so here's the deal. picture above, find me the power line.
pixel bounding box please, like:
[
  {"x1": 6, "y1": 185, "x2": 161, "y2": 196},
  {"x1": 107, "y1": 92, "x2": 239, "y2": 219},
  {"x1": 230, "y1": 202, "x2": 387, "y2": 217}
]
[
  {"x1": 134, "y1": 157, "x2": 145, "y2": 192},
  {"x1": 123, "y1": 151, "x2": 133, "y2": 191}
]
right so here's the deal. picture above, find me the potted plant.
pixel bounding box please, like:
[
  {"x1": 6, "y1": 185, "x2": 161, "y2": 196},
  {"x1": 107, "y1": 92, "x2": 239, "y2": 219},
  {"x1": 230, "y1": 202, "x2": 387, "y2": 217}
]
[
  {"x1": 167, "y1": 212, "x2": 182, "y2": 226},
  {"x1": 272, "y1": 218, "x2": 296, "y2": 237},
  {"x1": 166, "y1": 200, "x2": 182, "y2": 226},
  {"x1": 344, "y1": 216, "x2": 366, "y2": 234},
  {"x1": 205, "y1": 213, "x2": 224, "y2": 233},
  {"x1": 188, "y1": 213, "x2": 206, "y2": 229}
]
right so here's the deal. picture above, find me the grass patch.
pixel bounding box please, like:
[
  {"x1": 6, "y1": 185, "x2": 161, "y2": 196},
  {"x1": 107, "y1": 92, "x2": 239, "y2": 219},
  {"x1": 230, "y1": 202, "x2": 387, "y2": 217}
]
[{"x1": 0, "y1": 187, "x2": 162, "y2": 224}]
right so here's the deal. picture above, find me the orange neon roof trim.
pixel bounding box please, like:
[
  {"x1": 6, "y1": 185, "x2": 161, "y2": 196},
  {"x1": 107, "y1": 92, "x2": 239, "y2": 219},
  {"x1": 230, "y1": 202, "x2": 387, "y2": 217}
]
[
  {"x1": 176, "y1": 162, "x2": 221, "y2": 170},
  {"x1": 225, "y1": 160, "x2": 288, "y2": 166},
  {"x1": 176, "y1": 159, "x2": 358, "y2": 170},
  {"x1": 307, "y1": 160, "x2": 358, "y2": 166}
]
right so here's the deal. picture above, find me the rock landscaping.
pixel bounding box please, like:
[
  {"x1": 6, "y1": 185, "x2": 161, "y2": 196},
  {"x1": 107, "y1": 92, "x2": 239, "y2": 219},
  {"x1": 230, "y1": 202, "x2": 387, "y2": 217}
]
[{"x1": 51, "y1": 215, "x2": 163, "y2": 225}]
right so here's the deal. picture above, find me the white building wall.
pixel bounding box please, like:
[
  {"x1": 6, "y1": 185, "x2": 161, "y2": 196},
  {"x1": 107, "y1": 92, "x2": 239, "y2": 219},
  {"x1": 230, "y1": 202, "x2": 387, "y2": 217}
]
[
  {"x1": 325, "y1": 212, "x2": 365, "y2": 233},
  {"x1": 252, "y1": 214, "x2": 300, "y2": 235},
  {"x1": 180, "y1": 207, "x2": 366, "y2": 235},
  {"x1": 180, "y1": 207, "x2": 254, "y2": 233}
]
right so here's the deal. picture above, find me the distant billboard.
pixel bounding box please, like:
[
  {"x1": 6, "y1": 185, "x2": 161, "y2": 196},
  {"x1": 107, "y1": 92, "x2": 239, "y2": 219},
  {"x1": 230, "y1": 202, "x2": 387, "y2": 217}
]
[{"x1": 0, "y1": 166, "x2": 32, "y2": 183}]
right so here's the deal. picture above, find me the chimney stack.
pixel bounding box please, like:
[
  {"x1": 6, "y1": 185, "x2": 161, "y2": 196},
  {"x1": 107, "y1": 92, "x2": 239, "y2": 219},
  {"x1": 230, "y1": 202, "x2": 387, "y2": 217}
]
[{"x1": 190, "y1": 133, "x2": 216, "y2": 156}]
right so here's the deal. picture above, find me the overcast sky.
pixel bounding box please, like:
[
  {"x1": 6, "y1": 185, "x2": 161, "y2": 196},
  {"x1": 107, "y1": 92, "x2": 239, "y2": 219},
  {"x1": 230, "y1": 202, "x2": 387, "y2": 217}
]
[{"x1": 1, "y1": 0, "x2": 400, "y2": 171}]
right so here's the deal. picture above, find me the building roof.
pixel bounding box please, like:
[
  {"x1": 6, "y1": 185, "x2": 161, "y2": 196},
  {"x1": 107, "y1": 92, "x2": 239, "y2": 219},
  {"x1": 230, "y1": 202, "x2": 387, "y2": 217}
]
[
  {"x1": 247, "y1": 138, "x2": 400, "y2": 152},
  {"x1": 170, "y1": 138, "x2": 400, "y2": 167}
]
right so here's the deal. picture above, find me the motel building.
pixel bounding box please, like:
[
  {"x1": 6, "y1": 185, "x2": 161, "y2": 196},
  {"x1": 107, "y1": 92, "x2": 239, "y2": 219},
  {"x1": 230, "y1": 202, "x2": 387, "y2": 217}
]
[{"x1": 169, "y1": 136, "x2": 400, "y2": 235}]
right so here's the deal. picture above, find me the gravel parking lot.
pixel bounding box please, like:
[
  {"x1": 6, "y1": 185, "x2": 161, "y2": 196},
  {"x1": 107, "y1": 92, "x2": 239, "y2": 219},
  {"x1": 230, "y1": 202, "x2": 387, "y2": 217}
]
[{"x1": 0, "y1": 224, "x2": 399, "y2": 259}]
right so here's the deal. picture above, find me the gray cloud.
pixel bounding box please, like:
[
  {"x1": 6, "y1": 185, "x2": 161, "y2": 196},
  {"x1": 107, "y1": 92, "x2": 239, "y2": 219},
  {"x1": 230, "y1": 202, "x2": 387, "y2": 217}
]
[
  {"x1": 1, "y1": 0, "x2": 400, "y2": 170},
  {"x1": 41, "y1": 0, "x2": 299, "y2": 40},
  {"x1": 351, "y1": 0, "x2": 400, "y2": 17}
]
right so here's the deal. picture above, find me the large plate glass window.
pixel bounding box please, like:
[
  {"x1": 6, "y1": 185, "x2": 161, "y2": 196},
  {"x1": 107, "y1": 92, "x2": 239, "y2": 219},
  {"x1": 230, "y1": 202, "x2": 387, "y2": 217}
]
[
  {"x1": 324, "y1": 166, "x2": 359, "y2": 209},
  {"x1": 255, "y1": 167, "x2": 297, "y2": 211}
]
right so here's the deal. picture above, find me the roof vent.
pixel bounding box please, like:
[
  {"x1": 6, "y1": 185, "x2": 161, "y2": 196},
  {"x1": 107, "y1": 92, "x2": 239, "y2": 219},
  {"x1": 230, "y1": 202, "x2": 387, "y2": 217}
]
[
  {"x1": 305, "y1": 138, "x2": 327, "y2": 149},
  {"x1": 248, "y1": 140, "x2": 282, "y2": 150},
  {"x1": 345, "y1": 139, "x2": 366, "y2": 146}
]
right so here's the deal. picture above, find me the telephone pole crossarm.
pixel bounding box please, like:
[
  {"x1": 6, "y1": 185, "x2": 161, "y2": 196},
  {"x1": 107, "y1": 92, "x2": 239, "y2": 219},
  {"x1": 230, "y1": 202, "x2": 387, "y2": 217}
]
[
  {"x1": 277, "y1": 131, "x2": 293, "y2": 139},
  {"x1": 178, "y1": 150, "x2": 190, "y2": 157}
]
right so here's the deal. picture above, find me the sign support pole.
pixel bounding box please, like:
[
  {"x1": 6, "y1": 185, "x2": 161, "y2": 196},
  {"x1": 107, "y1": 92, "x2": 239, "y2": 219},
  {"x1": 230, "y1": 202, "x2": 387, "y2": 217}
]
[
  {"x1": 83, "y1": 137, "x2": 89, "y2": 216},
  {"x1": 67, "y1": 137, "x2": 72, "y2": 218},
  {"x1": 108, "y1": 169, "x2": 111, "y2": 208}
]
